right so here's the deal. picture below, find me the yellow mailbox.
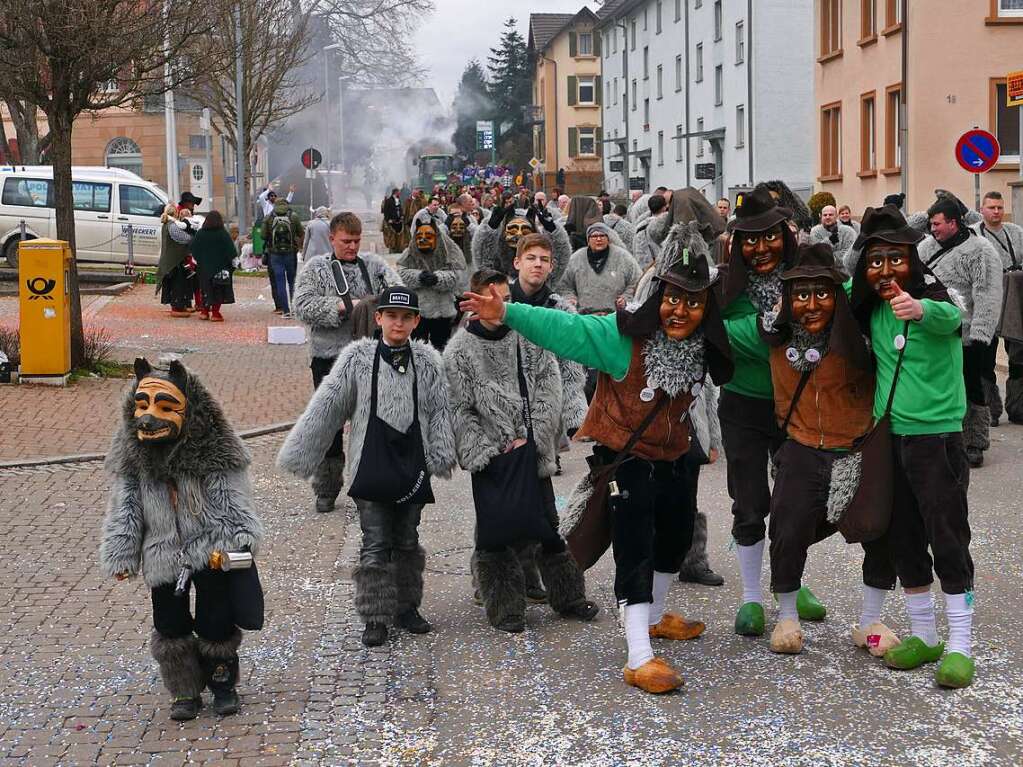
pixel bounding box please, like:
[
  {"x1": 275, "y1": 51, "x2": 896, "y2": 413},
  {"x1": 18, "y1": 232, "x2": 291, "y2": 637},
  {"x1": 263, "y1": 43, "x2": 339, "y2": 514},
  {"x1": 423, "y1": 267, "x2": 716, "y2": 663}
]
[{"x1": 19, "y1": 239, "x2": 72, "y2": 383}]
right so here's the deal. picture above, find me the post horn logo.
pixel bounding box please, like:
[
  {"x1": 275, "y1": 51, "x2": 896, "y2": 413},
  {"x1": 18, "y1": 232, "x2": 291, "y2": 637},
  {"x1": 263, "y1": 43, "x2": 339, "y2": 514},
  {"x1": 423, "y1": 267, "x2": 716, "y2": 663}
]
[{"x1": 26, "y1": 277, "x2": 56, "y2": 300}]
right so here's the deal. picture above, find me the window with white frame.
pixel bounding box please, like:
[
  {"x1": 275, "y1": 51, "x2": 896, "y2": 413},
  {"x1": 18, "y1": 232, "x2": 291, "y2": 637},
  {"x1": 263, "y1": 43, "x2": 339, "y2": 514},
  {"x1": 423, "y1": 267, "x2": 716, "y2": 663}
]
[
  {"x1": 613, "y1": 77, "x2": 619, "y2": 105},
  {"x1": 101, "y1": 80, "x2": 119, "y2": 93},
  {"x1": 657, "y1": 131, "x2": 665, "y2": 165},
  {"x1": 656, "y1": 0, "x2": 663, "y2": 33},
  {"x1": 606, "y1": 79, "x2": 611, "y2": 106},
  {"x1": 644, "y1": 98, "x2": 650, "y2": 129},
  {"x1": 604, "y1": 32, "x2": 610, "y2": 58},
  {"x1": 633, "y1": 139, "x2": 639, "y2": 171},
  {"x1": 714, "y1": 0, "x2": 723, "y2": 40},
  {"x1": 736, "y1": 105, "x2": 746, "y2": 147},
  {"x1": 578, "y1": 76, "x2": 596, "y2": 105},
  {"x1": 675, "y1": 0, "x2": 682, "y2": 22},
  {"x1": 715, "y1": 65, "x2": 723, "y2": 105},
  {"x1": 736, "y1": 21, "x2": 745, "y2": 63},
  {"x1": 998, "y1": 0, "x2": 1023, "y2": 15},
  {"x1": 657, "y1": 65, "x2": 663, "y2": 99},
  {"x1": 643, "y1": 46, "x2": 650, "y2": 79},
  {"x1": 676, "y1": 124, "x2": 684, "y2": 161},
  {"x1": 632, "y1": 79, "x2": 637, "y2": 110},
  {"x1": 695, "y1": 0, "x2": 702, "y2": 8},
  {"x1": 578, "y1": 32, "x2": 593, "y2": 55},
  {"x1": 675, "y1": 55, "x2": 683, "y2": 91},
  {"x1": 696, "y1": 118, "x2": 705, "y2": 156},
  {"x1": 696, "y1": 43, "x2": 704, "y2": 81},
  {"x1": 578, "y1": 127, "x2": 597, "y2": 156},
  {"x1": 631, "y1": 19, "x2": 636, "y2": 49},
  {"x1": 613, "y1": 26, "x2": 618, "y2": 53},
  {"x1": 644, "y1": 7, "x2": 648, "y2": 30}
]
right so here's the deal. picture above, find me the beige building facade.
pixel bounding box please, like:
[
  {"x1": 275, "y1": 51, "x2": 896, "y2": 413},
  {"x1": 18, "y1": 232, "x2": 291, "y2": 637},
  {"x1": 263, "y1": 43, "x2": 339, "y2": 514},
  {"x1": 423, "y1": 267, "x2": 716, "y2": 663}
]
[
  {"x1": 815, "y1": 0, "x2": 1023, "y2": 218},
  {"x1": 528, "y1": 9, "x2": 604, "y2": 195}
]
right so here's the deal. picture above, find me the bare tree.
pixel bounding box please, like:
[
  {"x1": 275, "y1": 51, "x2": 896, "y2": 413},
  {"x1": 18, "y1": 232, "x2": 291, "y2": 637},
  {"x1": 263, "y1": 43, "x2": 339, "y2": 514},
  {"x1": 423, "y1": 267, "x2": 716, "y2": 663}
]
[
  {"x1": 190, "y1": 0, "x2": 317, "y2": 200},
  {"x1": 314, "y1": 0, "x2": 434, "y2": 88},
  {"x1": 0, "y1": 99, "x2": 48, "y2": 164},
  {"x1": 0, "y1": 0, "x2": 209, "y2": 366}
]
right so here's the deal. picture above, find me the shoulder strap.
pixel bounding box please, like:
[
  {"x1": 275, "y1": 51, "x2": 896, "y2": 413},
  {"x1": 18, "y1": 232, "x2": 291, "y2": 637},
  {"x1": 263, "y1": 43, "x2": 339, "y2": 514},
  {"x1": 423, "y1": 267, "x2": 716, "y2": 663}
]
[
  {"x1": 514, "y1": 344, "x2": 533, "y2": 436},
  {"x1": 356, "y1": 256, "x2": 374, "y2": 294},
  {"x1": 882, "y1": 320, "x2": 910, "y2": 418},
  {"x1": 780, "y1": 369, "x2": 812, "y2": 434},
  {"x1": 600, "y1": 393, "x2": 671, "y2": 475}
]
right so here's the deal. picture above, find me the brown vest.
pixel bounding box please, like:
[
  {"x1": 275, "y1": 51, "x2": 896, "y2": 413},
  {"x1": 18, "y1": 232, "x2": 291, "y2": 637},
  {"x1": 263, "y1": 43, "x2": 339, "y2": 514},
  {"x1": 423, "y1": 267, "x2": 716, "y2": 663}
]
[
  {"x1": 770, "y1": 347, "x2": 874, "y2": 450},
  {"x1": 578, "y1": 340, "x2": 693, "y2": 461}
]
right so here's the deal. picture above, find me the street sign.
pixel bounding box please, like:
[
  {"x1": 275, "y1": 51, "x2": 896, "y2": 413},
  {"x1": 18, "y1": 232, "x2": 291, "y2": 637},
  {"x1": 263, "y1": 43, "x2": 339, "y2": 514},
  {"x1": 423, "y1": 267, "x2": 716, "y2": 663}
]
[
  {"x1": 609, "y1": 160, "x2": 624, "y2": 172},
  {"x1": 528, "y1": 157, "x2": 540, "y2": 170},
  {"x1": 629, "y1": 176, "x2": 646, "y2": 191},
  {"x1": 955, "y1": 129, "x2": 1000, "y2": 174},
  {"x1": 695, "y1": 162, "x2": 716, "y2": 180},
  {"x1": 302, "y1": 147, "x2": 323, "y2": 170},
  {"x1": 1007, "y1": 70, "x2": 1023, "y2": 108}
]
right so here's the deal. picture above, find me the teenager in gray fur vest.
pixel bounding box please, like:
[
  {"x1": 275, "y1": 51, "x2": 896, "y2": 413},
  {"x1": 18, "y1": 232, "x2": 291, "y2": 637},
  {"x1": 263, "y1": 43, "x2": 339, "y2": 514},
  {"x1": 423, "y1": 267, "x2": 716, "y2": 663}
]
[
  {"x1": 100, "y1": 357, "x2": 263, "y2": 722},
  {"x1": 632, "y1": 195, "x2": 673, "y2": 270},
  {"x1": 278, "y1": 287, "x2": 456, "y2": 648},
  {"x1": 472, "y1": 199, "x2": 570, "y2": 285},
  {"x1": 559, "y1": 223, "x2": 643, "y2": 313},
  {"x1": 397, "y1": 218, "x2": 467, "y2": 351},
  {"x1": 291, "y1": 212, "x2": 402, "y2": 513},
  {"x1": 444, "y1": 270, "x2": 599, "y2": 634},
  {"x1": 917, "y1": 195, "x2": 1004, "y2": 468}
]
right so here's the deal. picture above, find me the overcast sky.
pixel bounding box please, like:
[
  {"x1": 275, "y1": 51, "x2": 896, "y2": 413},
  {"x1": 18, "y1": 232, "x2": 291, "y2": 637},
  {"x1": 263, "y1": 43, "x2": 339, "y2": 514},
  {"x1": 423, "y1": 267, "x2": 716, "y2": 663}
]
[{"x1": 413, "y1": 0, "x2": 596, "y2": 107}]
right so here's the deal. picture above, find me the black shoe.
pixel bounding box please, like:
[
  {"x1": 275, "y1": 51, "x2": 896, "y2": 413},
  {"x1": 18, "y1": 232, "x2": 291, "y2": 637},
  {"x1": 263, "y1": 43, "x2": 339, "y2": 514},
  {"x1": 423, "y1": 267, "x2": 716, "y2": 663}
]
[
  {"x1": 554, "y1": 455, "x2": 563, "y2": 476},
  {"x1": 526, "y1": 585, "x2": 549, "y2": 604},
  {"x1": 561, "y1": 600, "x2": 600, "y2": 622},
  {"x1": 212, "y1": 687, "x2": 240, "y2": 716},
  {"x1": 397, "y1": 608, "x2": 432, "y2": 634},
  {"x1": 362, "y1": 622, "x2": 388, "y2": 647},
  {"x1": 169, "y1": 696, "x2": 201, "y2": 721},
  {"x1": 992, "y1": 417, "x2": 1000, "y2": 427},
  {"x1": 679, "y1": 566, "x2": 725, "y2": 587},
  {"x1": 315, "y1": 496, "x2": 335, "y2": 513},
  {"x1": 967, "y1": 449, "x2": 984, "y2": 468}
]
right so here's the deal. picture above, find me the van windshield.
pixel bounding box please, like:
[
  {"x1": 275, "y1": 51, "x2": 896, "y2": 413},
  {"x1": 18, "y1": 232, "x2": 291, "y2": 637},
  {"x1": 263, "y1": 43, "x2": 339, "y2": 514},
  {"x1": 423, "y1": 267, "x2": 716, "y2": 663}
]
[{"x1": 119, "y1": 184, "x2": 164, "y2": 216}]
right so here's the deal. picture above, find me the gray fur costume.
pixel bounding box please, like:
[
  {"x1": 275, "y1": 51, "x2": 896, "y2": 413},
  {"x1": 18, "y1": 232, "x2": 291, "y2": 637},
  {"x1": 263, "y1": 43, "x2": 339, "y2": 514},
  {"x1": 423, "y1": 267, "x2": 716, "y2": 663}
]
[
  {"x1": 632, "y1": 212, "x2": 672, "y2": 270},
  {"x1": 917, "y1": 232, "x2": 1002, "y2": 345},
  {"x1": 810, "y1": 224, "x2": 856, "y2": 274},
  {"x1": 397, "y1": 227, "x2": 467, "y2": 319},
  {"x1": 471, "y1": 212, "x2": 571, "y2": 286},
  {"x1": 604, "y1": 213, "x2": 636, "y2": 252},
  {"x1": 100, "y1": 358, "x2": 262, "y2": 705},
  {"x1": 277, "y1": 339, "x2": 456, "y2": 486},
  {"x1": 974, "y1": 221, "x2": 1023, "y2": 272},
  {"x1": 292, "y1": 253, "x2": 402, "y2": 360},
  {"x1": 559, "y1": 244, "x2": 643, "y2": 311}
]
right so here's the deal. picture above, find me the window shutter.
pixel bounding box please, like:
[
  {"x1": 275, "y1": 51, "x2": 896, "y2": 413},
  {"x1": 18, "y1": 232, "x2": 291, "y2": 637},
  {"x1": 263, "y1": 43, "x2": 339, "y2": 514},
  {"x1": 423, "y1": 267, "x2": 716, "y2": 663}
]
[
  {"x1": 569, "y1": 32, "x2": 578, "y2": 57},
  {"x1": 569, "y1": 127, "x2": 579, "y2": 157},
  {"x1": 595, "y1": 76, "x2": 602, "y2": 106},
  {"x1": 594, "y1": 32, "x2": 602, "y2": 57},
  {"x1": 568, "y1": 76, "x2": 578, "y2": 106},
  {"x1": 596, "y1": 128, "x2": 603, "y2": 158}
]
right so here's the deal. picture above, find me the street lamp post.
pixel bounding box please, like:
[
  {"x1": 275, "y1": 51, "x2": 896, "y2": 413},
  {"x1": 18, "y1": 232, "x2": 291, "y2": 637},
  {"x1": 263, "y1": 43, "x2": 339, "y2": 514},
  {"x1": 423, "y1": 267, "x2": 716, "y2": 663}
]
[{"x1": 323, "y1": 43, "x2": 342, "y2": 207}]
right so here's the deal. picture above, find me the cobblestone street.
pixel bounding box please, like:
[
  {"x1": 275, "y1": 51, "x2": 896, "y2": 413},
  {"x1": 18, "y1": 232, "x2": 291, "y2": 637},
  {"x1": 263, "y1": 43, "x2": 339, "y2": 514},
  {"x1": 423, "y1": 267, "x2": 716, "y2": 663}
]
[{"x1": 1, "y1": 419, "x2": 1022, "y2": 766}]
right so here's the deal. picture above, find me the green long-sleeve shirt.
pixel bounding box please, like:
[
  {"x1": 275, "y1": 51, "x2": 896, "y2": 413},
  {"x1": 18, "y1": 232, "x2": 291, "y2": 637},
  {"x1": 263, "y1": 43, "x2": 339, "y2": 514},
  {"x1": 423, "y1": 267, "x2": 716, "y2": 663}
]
[
  {"x1": 721, "y1": 294, "x2": 772, "y2": 400},
  {"x1": 871, "y1": 298, "x2": 965, "y2": 435},
  {"x1": 503, "y1": 302, "x2": 633, "y2": 379}
]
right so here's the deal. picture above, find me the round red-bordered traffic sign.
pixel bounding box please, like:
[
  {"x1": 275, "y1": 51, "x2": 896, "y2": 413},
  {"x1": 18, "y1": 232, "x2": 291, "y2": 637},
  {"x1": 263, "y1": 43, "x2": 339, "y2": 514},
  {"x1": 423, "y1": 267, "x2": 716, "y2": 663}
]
[{"x1": 955, "y1": 129, "x2": 1000, "y2": 174}]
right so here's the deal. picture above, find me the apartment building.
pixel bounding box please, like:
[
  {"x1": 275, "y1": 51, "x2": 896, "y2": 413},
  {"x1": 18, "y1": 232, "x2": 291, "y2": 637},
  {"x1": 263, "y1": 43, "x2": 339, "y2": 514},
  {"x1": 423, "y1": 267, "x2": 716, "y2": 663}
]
[
  {"x1": 528, "y1": 9, "x2": 605, "y2": 194},
  {"x1": 815, "y1": 0, "x2": 1023, "y2": 216},
  {"x1": 597, "y1": 0, "x2": 814, "y2": 202}
]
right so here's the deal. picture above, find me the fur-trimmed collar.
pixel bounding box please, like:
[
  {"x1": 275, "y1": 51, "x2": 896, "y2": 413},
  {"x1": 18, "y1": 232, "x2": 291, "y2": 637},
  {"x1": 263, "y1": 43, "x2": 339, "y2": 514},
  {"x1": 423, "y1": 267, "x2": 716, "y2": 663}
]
[
  {"x1": 746, "y1": 270, "x2": 784, "y2": 315},
  {"x1": 642, "y1": 330, "x2": 705, "y2": 397},
  {"x1": 785, "y1": 325, "x2": 831, "y2": 373}
]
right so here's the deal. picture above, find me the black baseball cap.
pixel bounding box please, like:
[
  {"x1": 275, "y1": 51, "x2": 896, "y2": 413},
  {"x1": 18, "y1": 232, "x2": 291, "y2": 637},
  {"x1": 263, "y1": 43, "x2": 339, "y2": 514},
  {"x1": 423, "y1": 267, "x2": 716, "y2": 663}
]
[{"x1": 376, "y1": 286, "x2": 420, "y2": 313}]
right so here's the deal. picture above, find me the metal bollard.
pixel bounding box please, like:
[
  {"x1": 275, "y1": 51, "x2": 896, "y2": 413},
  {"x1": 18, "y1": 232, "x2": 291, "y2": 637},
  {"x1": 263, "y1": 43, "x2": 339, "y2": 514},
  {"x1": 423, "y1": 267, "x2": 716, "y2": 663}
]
[
  {"x1": 125, "y1": 224, "x2": 135, "y2": 276},
  {"x1": 19, "y1": 219, "x2": 26, "y2": 242}
]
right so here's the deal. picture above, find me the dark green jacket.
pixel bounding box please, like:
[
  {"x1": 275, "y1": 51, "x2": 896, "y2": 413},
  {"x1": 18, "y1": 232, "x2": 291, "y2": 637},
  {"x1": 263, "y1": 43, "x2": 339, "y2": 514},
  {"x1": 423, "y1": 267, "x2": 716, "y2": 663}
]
[{"x1": 190, "y1": 227, "x2": 236, "y2": 276}]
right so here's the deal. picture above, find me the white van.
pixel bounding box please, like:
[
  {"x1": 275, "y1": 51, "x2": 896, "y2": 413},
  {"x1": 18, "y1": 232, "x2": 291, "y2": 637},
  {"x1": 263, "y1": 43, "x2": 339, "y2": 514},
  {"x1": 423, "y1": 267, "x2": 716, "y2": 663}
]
[{"x1": 0, "y1": 166, "x2": 170, "y2": 269}]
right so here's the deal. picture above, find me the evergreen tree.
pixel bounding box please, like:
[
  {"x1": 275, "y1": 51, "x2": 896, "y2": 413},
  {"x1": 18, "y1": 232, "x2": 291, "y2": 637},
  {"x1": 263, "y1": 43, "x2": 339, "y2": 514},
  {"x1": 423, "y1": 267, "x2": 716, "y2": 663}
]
[
  {"x1": 486, "y1": 17, "x2": 532, "y2": 155},
  {"x1": 451, "y1": 59, "x2": 492, "y2": 160}
]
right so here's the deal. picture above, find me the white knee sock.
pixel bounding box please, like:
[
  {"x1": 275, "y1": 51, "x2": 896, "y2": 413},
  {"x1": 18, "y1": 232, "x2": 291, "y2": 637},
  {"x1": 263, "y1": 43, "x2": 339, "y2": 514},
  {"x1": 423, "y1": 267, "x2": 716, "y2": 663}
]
[
  {"x1": 776, "y1": 590, "x2": 799, "y2": 622},
  {"x1": 944, "y1": 592, "x2": 973, "y2": 657},
  {"x1": 622, "y1": 602, "x2": 654, "y2": 670},
  {"x1": 905, "y1": 591, "x2": 939, "y2": 646},
  {"x1": 736, "y1": 540, "x2": 765, "y2": 605},
  {"x1": 649, "y1": 571, "x2": 674, "y2": 625},
  {"x1": 859, "y1": 585, "x2": 888, "y2": 629}
]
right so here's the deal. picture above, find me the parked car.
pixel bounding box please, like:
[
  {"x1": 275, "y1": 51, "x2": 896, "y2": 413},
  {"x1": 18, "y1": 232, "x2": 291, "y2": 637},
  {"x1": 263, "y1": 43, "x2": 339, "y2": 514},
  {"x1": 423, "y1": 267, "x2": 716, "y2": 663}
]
[{"x1": 0, "y1": 166, "x2": 169, "y2": 269}]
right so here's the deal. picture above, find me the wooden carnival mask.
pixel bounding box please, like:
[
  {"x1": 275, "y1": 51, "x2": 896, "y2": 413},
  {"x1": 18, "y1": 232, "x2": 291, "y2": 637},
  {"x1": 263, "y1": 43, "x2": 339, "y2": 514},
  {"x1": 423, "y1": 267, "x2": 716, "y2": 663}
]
[
  {"x1": 864, "y1": 242, "x2": 912, "y2": 301},
  {"x1": 659, "y1": 284, "x2": 707, "y2": 341},
  {"x1": 789, "y1": 278, "x2": 836, "y2": 335},
  {"x1": 504, "y1": 216, "x2": 534, "y2": 248},
  {"x1": 740, "y1": 224, "x2": 785, "y2": 275},
  {"x1": 132, "y1": 358, "x2": 187, "y2": 443},
  {"x1": 449, "y1": 215, "x2": 467, "y2": 239},
  {"x1": 414, "y1": 223, "x2": 437, "y2": 253}
]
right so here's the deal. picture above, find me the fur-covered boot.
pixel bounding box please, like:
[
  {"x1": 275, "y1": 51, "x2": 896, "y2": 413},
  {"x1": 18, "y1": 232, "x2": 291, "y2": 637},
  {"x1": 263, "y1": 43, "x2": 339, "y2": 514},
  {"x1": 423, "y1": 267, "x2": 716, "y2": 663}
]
[
  {"x1": 197, "y1": 629, "x2": 242, "y2": 716},
  {"x1": 678, "y1": 512, "x2": 725, "y2": 586},
  {"x1": 963, "y1": 403, "x2": 991, "y2": 467},
  {"x1": 983, "y1": 378, "x2": 1004, "y2": 426},
  {"x1": 472, "y1": 548, "x2": 526, "y2": 633},
  {"x1": 393, "y1": 546, "x2": 432, "y2": 635},
  {"x1": 517, "y1": 543, "x2": 548, "y2": 603},
  {"x1": 537, "y1": 549, "x2": 599, "y2": 621},
  {"x1": 311, "y1": 455, "x2": 345, "y2": 513},
  {"x1": 353, "y1": 562, "x2": 397, "y2": 629},
  {"x1": 1005, "y1": 375, "x2": 1023, "y2": 424},
  {"x1": 151, "y1": 631, "x2": 204, "y2": 721}
]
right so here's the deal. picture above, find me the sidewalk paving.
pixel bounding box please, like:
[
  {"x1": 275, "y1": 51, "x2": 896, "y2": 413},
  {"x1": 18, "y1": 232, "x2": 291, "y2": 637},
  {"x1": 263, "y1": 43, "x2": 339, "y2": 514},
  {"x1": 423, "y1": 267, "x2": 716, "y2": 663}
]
[
  {"x1": 1, "y1": 424, "x2": 1022, "y2": 766},
  {"x1": 0, "y1": 276, "x2": 312, "y2": 462}
]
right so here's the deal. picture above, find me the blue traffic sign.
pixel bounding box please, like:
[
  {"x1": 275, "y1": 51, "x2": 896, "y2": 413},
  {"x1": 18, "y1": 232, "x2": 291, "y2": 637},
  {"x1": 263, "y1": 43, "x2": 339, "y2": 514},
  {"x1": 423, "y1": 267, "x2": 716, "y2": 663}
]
[{"x1": 955, "y1": 129, "x2": 1000, "y2": 174}]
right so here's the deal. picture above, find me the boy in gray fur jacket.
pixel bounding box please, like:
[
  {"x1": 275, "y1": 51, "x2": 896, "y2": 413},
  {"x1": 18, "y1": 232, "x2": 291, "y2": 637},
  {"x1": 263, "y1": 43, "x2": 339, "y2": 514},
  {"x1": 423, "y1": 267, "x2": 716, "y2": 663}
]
[
  {"x1": 444, "y1": 269, "x2": 599, "y2": 633},
  {"x1": 100, "y1": 357, "x2": 263, "y2": 722},
  {"x1": 291, "y1": 212, "x2": 402, "y2": 513},
  {"x1": 278, "y1": 287, "x2": 456, "y2": 648}
]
